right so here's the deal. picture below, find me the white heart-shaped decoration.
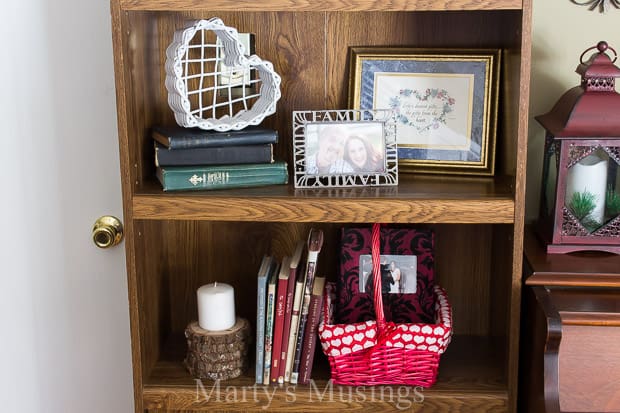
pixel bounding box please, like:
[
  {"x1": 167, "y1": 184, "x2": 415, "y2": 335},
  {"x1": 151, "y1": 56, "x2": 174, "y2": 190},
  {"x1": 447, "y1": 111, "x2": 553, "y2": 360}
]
[
  {"x1": 422, "y1": 325, "x2": 433, "y2": 334},
  {"x1": 331, "y1": 338, "x2": 341, "y2": 347},
  {"x1": 414, "y1": 335, "x2": 425, "y2": 344},
  {"x1": 345, "y1": 325, "x2": 356, "y2": 333},
  {"x1": 405, "y1": 344, "x2": 415, "y2": 350},
  {"x1": 434, "y1": 327, "x2": 445, "y2": 336},
  {"x1": 363, "y1": 340, "x2": 374, "y2": 349},
  {"x1": 392, "y1": 333, "x2": 401, "y2": 340},
  {"x1": 394, "y1": 342, "x2": 404, "y2": 348},
  {"x1": 402, "y1": 334, "x2": 413, "y2": 342},
  {"x1": 418, "y1": 344, "x2": 428, "y2": 351},
  {"x1": 354, "y1": 333, "x2": 364, "y2": 342},
  {"x1": 333, "y1": 327, "x2": 344, "y2": 337},
  {"x1": 365, "y1": 329, "x2": 376, "y2": 339},
  {"x1": 429, "y1": 345, "x2": 439, "y2": 352},
  {"x1": 385, "y1": 341, "x2": 393, "y2": 347},
  {"x1": 165, "y1": 17, "x2": 281, "y2": 131},
  {"x1": 357, "y1": 324, "x2": 367, "y2": 331},
  {"x1": 342, "y1": 336, "x2": 353, "y2": 345},
  {"x1": 426, "y1": 337, "x2": 437, "y2": 345},
  {"x1": 353, "y1": 344, "x2": 363, "y2": 352},
  {"x1": 331, "y1": 349, "x2": 341, "y2": 357},
  {"x1": 322, "y1": 329, "x2": 332, "y2": 339},
  {"x1": 410, "y1": 325, "x2": 421, "y2": 333},
  {"x1": 341, "y1": 347, "x2": 352, "y2": 355}
]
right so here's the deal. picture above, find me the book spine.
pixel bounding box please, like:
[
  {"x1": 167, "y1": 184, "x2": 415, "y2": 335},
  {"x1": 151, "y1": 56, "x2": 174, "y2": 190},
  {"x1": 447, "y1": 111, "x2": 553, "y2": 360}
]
[
  {"x1": 154, "y1": 142, "x2": 273, "y2": 167},
  {"x1": 157, "y1": 162, "x2": 288, "y2": 192},
  {"x1": 284, "y1": 277, "x2": 305, "y2": 383},
  {"x1": 291, "y1": 229, "x2": 323, "y2": 384},
  {"x1": 278, "y1": 262, "x2": 299, "y2": 383},
  {"x1": 298, "y1": 277, "x2": 326, "y2": 385},
  {"x1": 255, "y1": 256, "x2": 271, "y2": 384},
  {"x1": 270, "y1": 257, "x2": 290, "y2": 384},
  {"x1": 256, "y1": 277, "x2": 267, "y2": 384},
  {"x1": 291, "y1": 258, "x2": 318, "y2": 384},
  {"x1": 263, "y1": 278, "x2": 277, "y2": 384},
  {"x1": 154, "y1": 128, "x2": 278, "y2": 149}
]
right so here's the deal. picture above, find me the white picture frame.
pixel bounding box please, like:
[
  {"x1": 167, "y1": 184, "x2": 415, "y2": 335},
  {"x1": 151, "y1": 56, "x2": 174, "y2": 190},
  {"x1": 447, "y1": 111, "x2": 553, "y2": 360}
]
[{"x1": 292, "y1": 109, "x2": 398, "y2": 188}]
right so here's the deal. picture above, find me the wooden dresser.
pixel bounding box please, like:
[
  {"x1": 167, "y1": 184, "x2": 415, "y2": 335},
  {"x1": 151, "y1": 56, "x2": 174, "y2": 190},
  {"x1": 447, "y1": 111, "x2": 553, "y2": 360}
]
[{"x1": 520, "y1": 226, "x2": 620, "y2": 413}]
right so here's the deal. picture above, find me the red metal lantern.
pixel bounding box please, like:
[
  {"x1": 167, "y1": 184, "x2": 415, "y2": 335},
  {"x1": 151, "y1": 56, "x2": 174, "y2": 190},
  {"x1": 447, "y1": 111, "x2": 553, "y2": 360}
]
[{"x1": 536, "y1": 41, "x2": 620, "y2": 254}]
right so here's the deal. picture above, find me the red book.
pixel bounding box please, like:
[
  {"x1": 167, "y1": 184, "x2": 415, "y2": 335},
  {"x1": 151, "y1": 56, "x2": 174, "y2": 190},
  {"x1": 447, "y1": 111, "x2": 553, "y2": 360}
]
[
  {"x1": 277, "y1": 241, "x2": 305, "y2": 384},
  {"x1": 298, "y1": 275, "x2": 326, "y2": 385},
  {"x1": 270, "y1": 256, "x2": 291, "y2": 384}
]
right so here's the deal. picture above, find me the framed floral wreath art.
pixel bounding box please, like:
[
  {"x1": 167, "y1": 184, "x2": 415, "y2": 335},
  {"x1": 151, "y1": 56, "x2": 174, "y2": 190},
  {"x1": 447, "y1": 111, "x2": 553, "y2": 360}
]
[{"x1": 349, "y1": 47, "x2": 500, "y2": 175}]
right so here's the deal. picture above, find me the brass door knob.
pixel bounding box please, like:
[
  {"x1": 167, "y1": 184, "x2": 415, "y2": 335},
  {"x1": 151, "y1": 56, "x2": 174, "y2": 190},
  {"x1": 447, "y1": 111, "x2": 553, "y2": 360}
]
[{"x1": 92, "y1": 216, "x2": 124, "y2": 248}]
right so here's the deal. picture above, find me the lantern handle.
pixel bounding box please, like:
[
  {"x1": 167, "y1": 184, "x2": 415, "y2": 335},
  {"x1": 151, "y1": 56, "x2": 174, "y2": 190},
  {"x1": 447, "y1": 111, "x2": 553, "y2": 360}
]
[{"x1": 580, "y1": 41, "x2": 617, "y2": 64}]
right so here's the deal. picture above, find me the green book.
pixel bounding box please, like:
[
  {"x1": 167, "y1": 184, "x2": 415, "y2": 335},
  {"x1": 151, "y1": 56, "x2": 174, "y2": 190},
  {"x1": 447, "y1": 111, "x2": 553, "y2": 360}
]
[{"x1": 156, "y1": 162, "x2": 288, "y2": 191}]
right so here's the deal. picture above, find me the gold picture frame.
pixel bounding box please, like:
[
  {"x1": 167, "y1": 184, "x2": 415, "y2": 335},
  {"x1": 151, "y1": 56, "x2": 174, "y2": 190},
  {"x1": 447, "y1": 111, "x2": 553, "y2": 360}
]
[{"x1": 349, "y1": 47, "x2": 500, "y2": 176}]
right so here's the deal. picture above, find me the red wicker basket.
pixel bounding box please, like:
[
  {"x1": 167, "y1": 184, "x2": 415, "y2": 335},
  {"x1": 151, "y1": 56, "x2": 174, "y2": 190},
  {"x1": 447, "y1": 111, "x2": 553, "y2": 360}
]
[{"x1": 318, "y1": 223, "x2": 452, "y2": 387}]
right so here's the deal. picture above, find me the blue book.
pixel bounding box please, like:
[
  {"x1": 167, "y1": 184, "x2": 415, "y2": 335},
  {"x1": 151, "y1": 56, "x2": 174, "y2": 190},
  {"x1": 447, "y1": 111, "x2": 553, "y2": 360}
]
[
  {"x1": 263, "y1": 260, "x2": 280, "y2": 384},
  {"x1": 255, "y1": 255, "x2": 274, "y2": 384},
  {"x1": 154, "y1": 141, "x2": 274, "y2": 167}
]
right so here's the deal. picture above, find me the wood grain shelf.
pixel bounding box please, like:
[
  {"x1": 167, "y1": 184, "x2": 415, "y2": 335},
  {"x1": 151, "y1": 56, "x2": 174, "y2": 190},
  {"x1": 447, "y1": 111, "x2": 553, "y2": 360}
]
[
  {"x1": 143, "y1": 335, "x2": 508, "y2": 411},
  {"x1": 119, "y1": 0, "x2": 522, "y2": 12},
  {"x1": 133, "y1": 175, "x2": 515, "y2": 223}
]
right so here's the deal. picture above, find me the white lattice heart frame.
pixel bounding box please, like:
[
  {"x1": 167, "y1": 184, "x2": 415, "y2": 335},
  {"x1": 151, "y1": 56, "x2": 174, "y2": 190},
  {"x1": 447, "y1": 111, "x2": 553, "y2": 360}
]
[{"x1": 165, "y1": 18, "x2": 281, "y2": 131}]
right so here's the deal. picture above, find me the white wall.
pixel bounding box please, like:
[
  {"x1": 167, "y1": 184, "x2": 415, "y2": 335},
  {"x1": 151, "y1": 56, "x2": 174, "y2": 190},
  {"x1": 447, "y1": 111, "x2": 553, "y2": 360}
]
[
  {"x1": 0, "y1": 0, "x2": 133, "y2": 412},
  {"x1": 527, "y1": 0, "x2": 619, "y2": 221}
]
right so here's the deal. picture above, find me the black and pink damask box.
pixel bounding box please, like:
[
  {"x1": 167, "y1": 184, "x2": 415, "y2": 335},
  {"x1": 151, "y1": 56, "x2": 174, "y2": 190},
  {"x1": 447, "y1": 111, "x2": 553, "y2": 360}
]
[{"x1": 336, "y1": 225, "x2": 436, "y2": 325}]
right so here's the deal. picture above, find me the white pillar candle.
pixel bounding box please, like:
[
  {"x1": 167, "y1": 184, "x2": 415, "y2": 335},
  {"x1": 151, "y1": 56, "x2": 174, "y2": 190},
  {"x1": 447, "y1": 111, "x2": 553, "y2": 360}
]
[
  {"x1": 197, "y1": 282, "x2": 236, "y2": 331},
  {"x1": 565, "y1": 153, "x2": 608, "y2": 224}
]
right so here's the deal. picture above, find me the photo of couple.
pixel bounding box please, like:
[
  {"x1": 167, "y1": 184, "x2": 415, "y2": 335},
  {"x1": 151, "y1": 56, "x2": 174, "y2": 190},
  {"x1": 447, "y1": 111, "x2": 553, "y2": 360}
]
[
  {"x1": 359, "y1": 254, "x2": 418, "y2": 295},
  {"x1": 305, "y1": 123, "x2": 386, "y2": 175}
]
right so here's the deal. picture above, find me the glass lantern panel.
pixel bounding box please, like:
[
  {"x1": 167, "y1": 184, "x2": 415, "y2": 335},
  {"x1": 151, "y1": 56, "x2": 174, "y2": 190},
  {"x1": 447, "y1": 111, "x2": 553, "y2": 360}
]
[
  {"x1": 542, "y1": 141, "x2": 559, "y2": 217},
  {"x1": 564, "y1": 147, "x2": 620, "y2": 235}
]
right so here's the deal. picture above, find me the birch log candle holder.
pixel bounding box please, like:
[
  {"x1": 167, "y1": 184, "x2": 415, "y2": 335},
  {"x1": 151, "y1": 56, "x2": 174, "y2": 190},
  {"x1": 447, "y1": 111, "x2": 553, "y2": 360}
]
[{"x1": 184, "y1": 318, "x2": 251, "y2": 380}]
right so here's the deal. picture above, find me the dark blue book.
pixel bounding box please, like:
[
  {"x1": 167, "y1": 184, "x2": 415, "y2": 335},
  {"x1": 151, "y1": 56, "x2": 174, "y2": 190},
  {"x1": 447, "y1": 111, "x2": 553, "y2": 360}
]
[
  {"x1": 154, "y1": 141, "x2": 273, "y2": 167},
  {"x1": 152, "y1": 125, "x2": 278, "y2": 149},
  {"x1": 256, "y1": 255, "x2": 276, "y2": 384}
]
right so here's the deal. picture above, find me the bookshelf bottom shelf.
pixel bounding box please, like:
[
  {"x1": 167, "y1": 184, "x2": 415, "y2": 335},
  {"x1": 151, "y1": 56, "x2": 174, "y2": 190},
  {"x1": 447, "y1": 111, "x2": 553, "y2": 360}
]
[{"x1": 143, "y1": 335, "x2": 508, "y2": 412}]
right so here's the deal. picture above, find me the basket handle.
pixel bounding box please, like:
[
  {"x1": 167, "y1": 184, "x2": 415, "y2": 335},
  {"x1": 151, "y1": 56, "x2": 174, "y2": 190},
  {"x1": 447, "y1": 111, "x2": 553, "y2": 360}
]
[{"x1": 371, "y1": 223, "x2": 386, "y2": 330}]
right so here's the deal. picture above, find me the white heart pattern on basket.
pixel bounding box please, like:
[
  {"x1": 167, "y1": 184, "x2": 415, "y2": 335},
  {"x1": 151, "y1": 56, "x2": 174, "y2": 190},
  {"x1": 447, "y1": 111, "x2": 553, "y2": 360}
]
[
  {"x1": 318, "y1": 318, "x2": 453, "y2": 357},
  {"x1": 318, "y1": 285, "x2": 453, "y2": 359}
]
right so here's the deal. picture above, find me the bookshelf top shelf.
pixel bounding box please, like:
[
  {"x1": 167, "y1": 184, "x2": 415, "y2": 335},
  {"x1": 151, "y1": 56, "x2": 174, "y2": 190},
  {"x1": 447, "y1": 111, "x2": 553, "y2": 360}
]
[
  {"x1": 132, "y1": 174, "x2": 515, "y2": 223},
  {"x1": 116, "y1": 0, "x2": 523, "y2": 12}
]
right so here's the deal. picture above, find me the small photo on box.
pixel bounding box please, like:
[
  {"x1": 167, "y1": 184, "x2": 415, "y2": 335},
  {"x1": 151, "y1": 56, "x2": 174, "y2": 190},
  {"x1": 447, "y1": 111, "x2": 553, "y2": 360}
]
[{"x1": 359, "y1": 254, "x2": 417, "y2": 294}]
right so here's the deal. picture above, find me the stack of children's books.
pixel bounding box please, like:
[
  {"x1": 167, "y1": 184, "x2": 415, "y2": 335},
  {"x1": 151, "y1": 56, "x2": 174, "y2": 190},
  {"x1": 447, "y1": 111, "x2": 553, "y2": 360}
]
[
  {"x1": 152, "y1": 125, "x2": 288, "y2": 191},
  {"x1": 255, "y1": 228, "x2": 326, "y2": 386}
]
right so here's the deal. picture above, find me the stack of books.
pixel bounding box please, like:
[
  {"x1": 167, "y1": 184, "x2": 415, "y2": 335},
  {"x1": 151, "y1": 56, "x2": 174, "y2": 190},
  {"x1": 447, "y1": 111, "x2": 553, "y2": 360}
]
[
  {"x1": 152, "y1": 125, "x2": 288, "y2": 191},
  {"x1": 255, "y1": 228, "x2": 326, "y2": 386}
]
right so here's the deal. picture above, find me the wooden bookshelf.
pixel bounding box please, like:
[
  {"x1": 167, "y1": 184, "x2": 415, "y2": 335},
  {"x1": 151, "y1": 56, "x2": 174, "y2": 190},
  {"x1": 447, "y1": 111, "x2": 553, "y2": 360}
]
[
  {"x1": 143, "y1": 335, "x2": 508, "y2": 411},
  {"x1": 109, "y1": 1, "x2": 532, "y2": 412}
]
